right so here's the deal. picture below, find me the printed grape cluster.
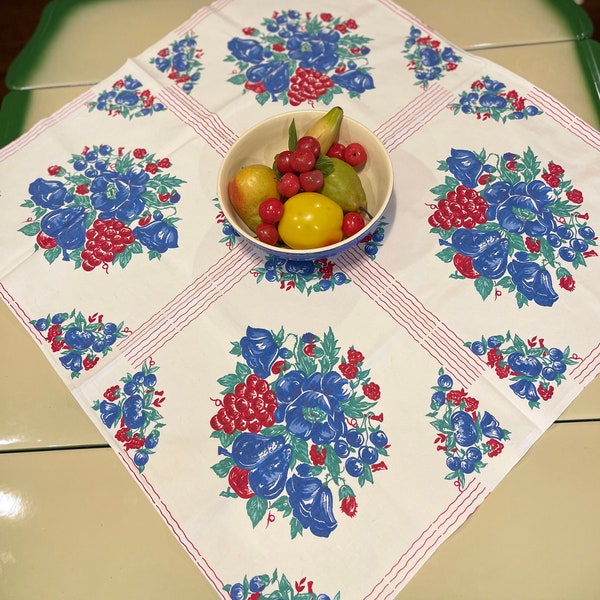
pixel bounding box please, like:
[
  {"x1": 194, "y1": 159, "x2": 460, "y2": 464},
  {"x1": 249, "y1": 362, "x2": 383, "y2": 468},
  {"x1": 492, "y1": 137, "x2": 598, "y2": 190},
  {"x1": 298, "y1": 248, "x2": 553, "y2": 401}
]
[
  {"x1": 427, "y1": 184, "x2": 488, "y2": 231},
  {"x1": 81, "y1": 218, "x2": 136, "y2": 271},
  {"x1": 210, "y1": 374, "x2": 277, "y2": 434}
]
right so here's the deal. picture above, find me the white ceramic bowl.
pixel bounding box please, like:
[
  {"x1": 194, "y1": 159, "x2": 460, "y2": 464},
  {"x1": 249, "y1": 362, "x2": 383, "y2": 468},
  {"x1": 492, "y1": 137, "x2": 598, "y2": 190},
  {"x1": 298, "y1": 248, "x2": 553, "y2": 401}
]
[{"x1": 218, "y1": 110, "x2": 393, "y2": 260}]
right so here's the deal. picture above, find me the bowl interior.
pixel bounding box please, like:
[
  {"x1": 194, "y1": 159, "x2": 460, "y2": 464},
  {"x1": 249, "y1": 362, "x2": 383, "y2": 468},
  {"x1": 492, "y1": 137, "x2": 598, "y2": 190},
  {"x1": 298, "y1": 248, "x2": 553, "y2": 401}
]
[{"x1": 218, "y1": 110, "x2": 393, "y2": 259}]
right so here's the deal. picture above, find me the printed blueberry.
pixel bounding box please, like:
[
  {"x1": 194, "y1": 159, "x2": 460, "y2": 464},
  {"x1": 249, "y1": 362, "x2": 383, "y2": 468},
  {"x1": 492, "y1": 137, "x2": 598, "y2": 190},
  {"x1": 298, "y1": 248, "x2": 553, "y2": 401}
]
[
  {"x1": 346, "y1": 429, "x2": 364, "y2": 447},
  {"x1": 35, "y1": 318, "x2": 48, "y2": 331},
  {"x1": 460, "y1": 459, "x2": 475, "y2": 474},
  {"x1": 570, "y1": 238, "x2": 588, "y2": 253},
  {"x1": 470, "y1": 341, "x2": 485, "y2": 355},
  {"x1": 133, "y1": 451, "x2": 149, "y2": 468},
  {"x1": 465, "y1": 446, "x2": 482, "y2": 462},
  {"x1": 446, "y1": 456, "x2": 461, "y2": 471},
  {"x1": 487, "y1": 336, "x2": 502, "y2": 348},
  {"x1": 332, "y1": 272, "x2": 348, "y2": 285},
  {"x1": 437, "y1": 374, "x2": 453, "y2": 389},
  {"x1": 369, "y1": 430, "x2": 389, "y2": 448},
  {"x1": 358, "y1": 445, "x2": 379, "y2": 465},
  {"x1": 541, "y1": 366, "x2": 557, "y2": 381},
  {"x1": 431, "y1": 390, "x2": 446, "y2": 407},
  {"x1": 578, "y1": 225, "x2": 595, "y2": 240},
  {"x1": 333, "y1": 439, "x2": 349, "y2": 458},
  {"x1": 345, "y1": 456, "x2": 364, "y2": 477},
  {"x1": 144, "y1": 373, "x2": 157, "y2": 387}
]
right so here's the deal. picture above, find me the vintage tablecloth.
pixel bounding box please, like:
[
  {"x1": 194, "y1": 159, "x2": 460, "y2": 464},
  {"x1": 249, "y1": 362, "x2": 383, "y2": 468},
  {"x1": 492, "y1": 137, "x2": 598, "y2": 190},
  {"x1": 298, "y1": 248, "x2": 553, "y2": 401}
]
[{"x1": 1, "y1": 0, "x2": 599, "y2": 597}]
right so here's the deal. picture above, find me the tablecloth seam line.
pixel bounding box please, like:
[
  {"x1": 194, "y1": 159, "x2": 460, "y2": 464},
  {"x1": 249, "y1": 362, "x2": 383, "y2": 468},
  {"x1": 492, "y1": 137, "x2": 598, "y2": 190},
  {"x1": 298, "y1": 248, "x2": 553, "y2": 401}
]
[{"x1": 0, "y1": 282, "x2": 40, "y2": 342}]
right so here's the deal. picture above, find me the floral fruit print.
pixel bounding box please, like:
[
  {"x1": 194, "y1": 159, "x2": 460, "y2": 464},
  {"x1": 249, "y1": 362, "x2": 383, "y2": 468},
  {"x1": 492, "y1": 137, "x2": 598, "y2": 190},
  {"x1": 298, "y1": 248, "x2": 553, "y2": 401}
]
[{"x1": 210, "y1": 326, "x2": 388, "y2": 539}]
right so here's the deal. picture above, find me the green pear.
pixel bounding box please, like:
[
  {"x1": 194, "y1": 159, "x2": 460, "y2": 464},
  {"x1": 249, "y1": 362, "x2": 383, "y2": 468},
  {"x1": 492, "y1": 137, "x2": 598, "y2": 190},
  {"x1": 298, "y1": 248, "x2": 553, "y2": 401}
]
[{"x1": 320, "y1": 157, "x2": 367, "y2": 213}]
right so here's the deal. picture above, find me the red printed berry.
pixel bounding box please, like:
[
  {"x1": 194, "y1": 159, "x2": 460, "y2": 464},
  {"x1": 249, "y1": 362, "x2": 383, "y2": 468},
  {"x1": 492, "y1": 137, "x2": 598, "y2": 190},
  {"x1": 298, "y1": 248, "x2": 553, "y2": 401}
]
[{"x1": 287, "y1": 67, "x2": 334, "y2": 106}]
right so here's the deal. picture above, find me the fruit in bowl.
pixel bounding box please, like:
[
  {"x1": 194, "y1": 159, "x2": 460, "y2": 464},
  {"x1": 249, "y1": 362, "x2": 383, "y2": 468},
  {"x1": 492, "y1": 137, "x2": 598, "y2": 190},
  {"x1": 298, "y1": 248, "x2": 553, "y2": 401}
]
[{"x1": 218, "y1": 107, "x2": 393, "y2": 260}]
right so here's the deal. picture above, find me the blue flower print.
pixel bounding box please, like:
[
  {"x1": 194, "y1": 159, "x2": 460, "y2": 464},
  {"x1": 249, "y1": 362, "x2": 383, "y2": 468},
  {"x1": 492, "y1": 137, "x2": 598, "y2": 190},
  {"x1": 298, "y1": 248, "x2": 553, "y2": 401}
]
[
  {"x1": 239, "y1": 326, "x2": 279, "y2": 379},
  {"x1": 227, "y1": 38, "x2": 265, "y2": 64},
  {"x1": 286, "y1": 466, "x2": 337, "y2": 537},
  {"x1": 29, "y1": 178, "x2": 73, "y2": 210},
  {"x1": 225, "y1": 10, "x2": 374, "y2": 106},
  {"x1": 90, "y1": 168, "x2": 149, "y2": 221},
  {"x1": 274, "y1": 370, "x2": 350, "y2": 445},
  {"x1": 20, "y1": 144, "x2": 185, "y2": 270},
  {"x1": 286, "y1": 30, "x2": 340, "y2": 72},
  {"x1": 428, "y1": 146, "x2": 596, "y2": 307},
  {"x1": 484, "y1": 180, "x2": 556, "y2": 237}
]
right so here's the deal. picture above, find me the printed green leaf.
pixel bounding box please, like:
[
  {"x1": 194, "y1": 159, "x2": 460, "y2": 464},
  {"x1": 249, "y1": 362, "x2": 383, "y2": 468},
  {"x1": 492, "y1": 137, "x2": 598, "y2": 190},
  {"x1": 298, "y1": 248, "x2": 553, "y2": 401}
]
[
  {"x1": 246, "y1": 495, "x2": 268, "y2": 528},
  {"x1": 19, "y1": 222, "x2": 41, "y2": 236},
  {"x1": 290, "y1": 517, "x2": 304, "y2": 539},
  {"x1": 474, "y1": 276, "x2": 493, "y2": 300},
  {"x1": 211, "y1": 457, "x2": 234, "y2": 478}
]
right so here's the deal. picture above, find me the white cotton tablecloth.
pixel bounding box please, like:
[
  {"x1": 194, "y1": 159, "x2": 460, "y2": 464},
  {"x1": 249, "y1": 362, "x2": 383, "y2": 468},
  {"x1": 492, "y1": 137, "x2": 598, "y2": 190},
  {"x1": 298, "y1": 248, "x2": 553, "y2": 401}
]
[{"x1": 1, "y1": 1, "x2": 599, "y2": 598}]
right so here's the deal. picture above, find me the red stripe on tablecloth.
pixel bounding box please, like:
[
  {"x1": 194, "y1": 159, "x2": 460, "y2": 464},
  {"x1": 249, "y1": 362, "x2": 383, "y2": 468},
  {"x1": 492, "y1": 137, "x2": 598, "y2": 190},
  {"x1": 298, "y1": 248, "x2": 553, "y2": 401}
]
[
  {"x1": 336, "y1": 247, "x2": 486, "y2": 387},
  {"x1": 571, "y1": 341, "x2": 600, "y2": 386},
  {"x1": 364, "y1": 479, "x2": 486, "y2": 599},
  {"x1": 120, "y1": 455, "x2": 227, "y2": 596},
  {"x1": 0, "y1": 90, "x2": 97, "y2": 161},
  {"x1": 375, "y1": 85, "x2": 455, "y2": 152},
  {"x1": 529, "y1": 87, "x2": 600, "y2": 151},
  {"x1": 0, "y1": 282, "x2": 41, "y2": 340},
  {"x1": 158, "y1": 86, "x2": 238, "y2": 156},
  {"x1": 382, "y1": 483, "x2": 487, "y2": 597},
  {"x1": 121, "y1": 243, "x2": 260, "y2": 367},
  {"x1": 376, "y1": 0, "x2": 436, "y2": 34}
]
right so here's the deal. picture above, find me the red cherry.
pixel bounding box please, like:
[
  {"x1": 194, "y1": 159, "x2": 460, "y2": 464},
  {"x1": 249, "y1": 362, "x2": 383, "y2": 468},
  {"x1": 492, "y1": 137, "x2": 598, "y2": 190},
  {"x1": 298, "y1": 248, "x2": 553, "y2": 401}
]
[
  {"x1": 342, "y1": 212, "x2": 366, "y2": 237},
  {"x1": 343, "y1": 142, "x2": 367, "y2": 168},
  {"x1": 299, "y1": 169, "x2": 324, "y2": 193},
  {"x1": 256, "y1": 222, "x2": 279, "y2": 245},
  {"x1": 290, "y1": 148, "x2": 316, "y2": 173},
  {"x1": 295, "y1": 135, "x2": 321, "y2": 158},
  {"x1": 258, "y1": 198, "x2": 284, "y2": 223},
  {"x1": 275, "y1": 150, "x2": 294, "y2": 174},
  {"x1": 327, "y1": 142, "x2": 346, "y2": 160},
  {"x1": 277, "y1": 172, "x2": 300, "y2": 197}
]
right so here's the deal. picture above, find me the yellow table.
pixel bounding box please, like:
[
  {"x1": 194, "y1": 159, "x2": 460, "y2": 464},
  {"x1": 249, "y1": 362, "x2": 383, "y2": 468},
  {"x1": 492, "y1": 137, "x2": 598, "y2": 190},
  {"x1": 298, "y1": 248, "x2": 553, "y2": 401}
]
[{"x1": 1, "y1": 1, "x2": 599, "y2": 599}]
